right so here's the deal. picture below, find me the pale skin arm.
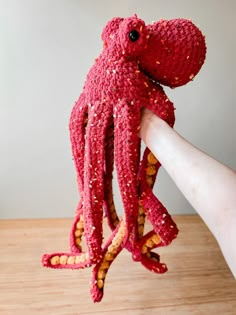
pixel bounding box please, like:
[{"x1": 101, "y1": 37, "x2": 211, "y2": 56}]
[{"x1": 140, "y1": 108, "x2": 236, "y2": 278}]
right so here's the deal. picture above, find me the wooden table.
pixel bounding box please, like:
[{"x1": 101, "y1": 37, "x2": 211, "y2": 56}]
[{"x1": 0, "y1": 215, "x2": 235, "y2": 315}]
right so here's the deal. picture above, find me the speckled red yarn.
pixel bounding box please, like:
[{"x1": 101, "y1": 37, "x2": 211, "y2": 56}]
[{"x1": 42, "y1": 15, "x2": 206, "y2": 302}]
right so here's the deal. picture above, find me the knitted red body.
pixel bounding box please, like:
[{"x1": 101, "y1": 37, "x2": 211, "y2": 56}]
[{"x1": 42, "y1": 15, "x2": 206, "y2": 302}]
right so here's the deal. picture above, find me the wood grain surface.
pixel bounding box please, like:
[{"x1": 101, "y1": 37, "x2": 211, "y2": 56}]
[{"x1": 0, "y1": 215, "x2": 235, "y2": 315}]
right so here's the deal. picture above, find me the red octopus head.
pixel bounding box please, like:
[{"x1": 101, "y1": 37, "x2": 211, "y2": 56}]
[
  {"x1": 102, "y1": 15, "x2": 206, "y2": 88},
  {"x1": 139, "y1": 19, "x2": 207, "y2": 87}
]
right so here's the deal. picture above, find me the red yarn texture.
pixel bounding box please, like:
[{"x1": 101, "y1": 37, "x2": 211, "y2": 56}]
[{"x1": 42, "y1": 15, "x2": 206, "y2": 302}]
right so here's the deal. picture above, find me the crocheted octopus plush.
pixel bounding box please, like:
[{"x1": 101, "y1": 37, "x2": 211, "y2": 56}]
[{"x1": 42, "y1": 15, "x2": 206, "y2": 302}]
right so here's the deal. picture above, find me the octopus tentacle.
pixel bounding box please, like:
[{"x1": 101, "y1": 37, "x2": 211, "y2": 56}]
[
  {"x1": 136, "y1": 149, "x2": 161, "y2": 240},
  {"x1": 128, "y1": 86, "x2": 175, "y2": 250},
  {"x1": 69, "y1": 94, "x2": 88, "y2": 253},
  {"x1": 132, "y1": 149, "x2": 171, "y2": 272},
  {"x1": 138, "y1": 145, "x2": 178, "y2": 247},
  {"x1": 140, "y1": 251, "x2": 168, "y2": 273},
  {"x1": 83, "y1": 101, "x2": 113, "y2": 262},
  {"x1": 130, "y1": 89, "x2": 177, "y2": 269},
  {"x1": 70, "y1": 200, "x2": 84, "y2": 253},
  {"x1": 42, "y1": 252, "x2": 90, "y2": 269},
  {"x1": 136, "y1": 199, "x2": 146, "y2": 239},
  {"x1": 103, "y1": 120, "x2": 120, "y2": 230},
  {"x1": 114, "y1": 101, "x2": 141, "y2": 250},
  {"x1": 139, "y1": 149, "x2": 160, "y2": 192},
  {"x1": 138, "y1": 89, "x2": 177, "y2": 242},
  {"x1": 142, "y1": 192, "x2": 178, "y2": 245},
  {"x1": 137, "y1": 230, "x2": 168, "y2": 273},
  {"x1": 69, "y1": 93, "x2": 88, "y2": 191},
  {"x1": 90, "y1": 220, "x2": 126, "y2": 302}
]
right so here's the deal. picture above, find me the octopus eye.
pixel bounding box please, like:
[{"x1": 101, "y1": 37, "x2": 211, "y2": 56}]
[{"x1": 129, "y1": 30, "x2": 140, "y2": 42}]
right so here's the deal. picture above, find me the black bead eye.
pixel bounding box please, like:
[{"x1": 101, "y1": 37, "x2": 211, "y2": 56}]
[{"x1": 129, "y1": 30, "x2": 140, "y2": 42}]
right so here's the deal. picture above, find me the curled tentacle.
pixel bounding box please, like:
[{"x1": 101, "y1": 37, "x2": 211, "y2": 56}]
[
  {"x1": 42, "y1": 252, "x2": 91, "y2": 269},
  {"x1": 140, "y1": 251, "x2": 168, "y2": 273},
  {"x1": 133, "y1": 149, "x2": 174, "y2": 272},
  {"x1": 141, "y1": 91, "x2": 179, "y2": 244},
  {"x1": 142, "y1": 193, "x2": 178, "y2": 245},
  {"x1": 134, "y1": 86, "x2": 175, "y2": 246},
  {"x1": 131, "y1": 151, "x2": 178, "y2": 272},
  {"x1": 138, "y1": 146, "x2": 178, "y2": 247},
  {"x1": 90, "y1": 220, "x2": 126, "y2": 302},
  {"x1": 130, "y1": 87, "x2": 177, "y2": 269},
  {"x1": 133, "y1": 230, "x2": 167, "y2": 273}
]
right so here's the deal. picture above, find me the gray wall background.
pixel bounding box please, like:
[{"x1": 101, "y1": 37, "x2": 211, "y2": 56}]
[{"x1": 1, "y1": 0, "x2": 235, "y2": 219}]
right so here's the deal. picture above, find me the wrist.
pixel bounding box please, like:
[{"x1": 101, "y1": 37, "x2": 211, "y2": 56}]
[{"x1": 140, "y1": 108, "x2": 165, "y2": 149}]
